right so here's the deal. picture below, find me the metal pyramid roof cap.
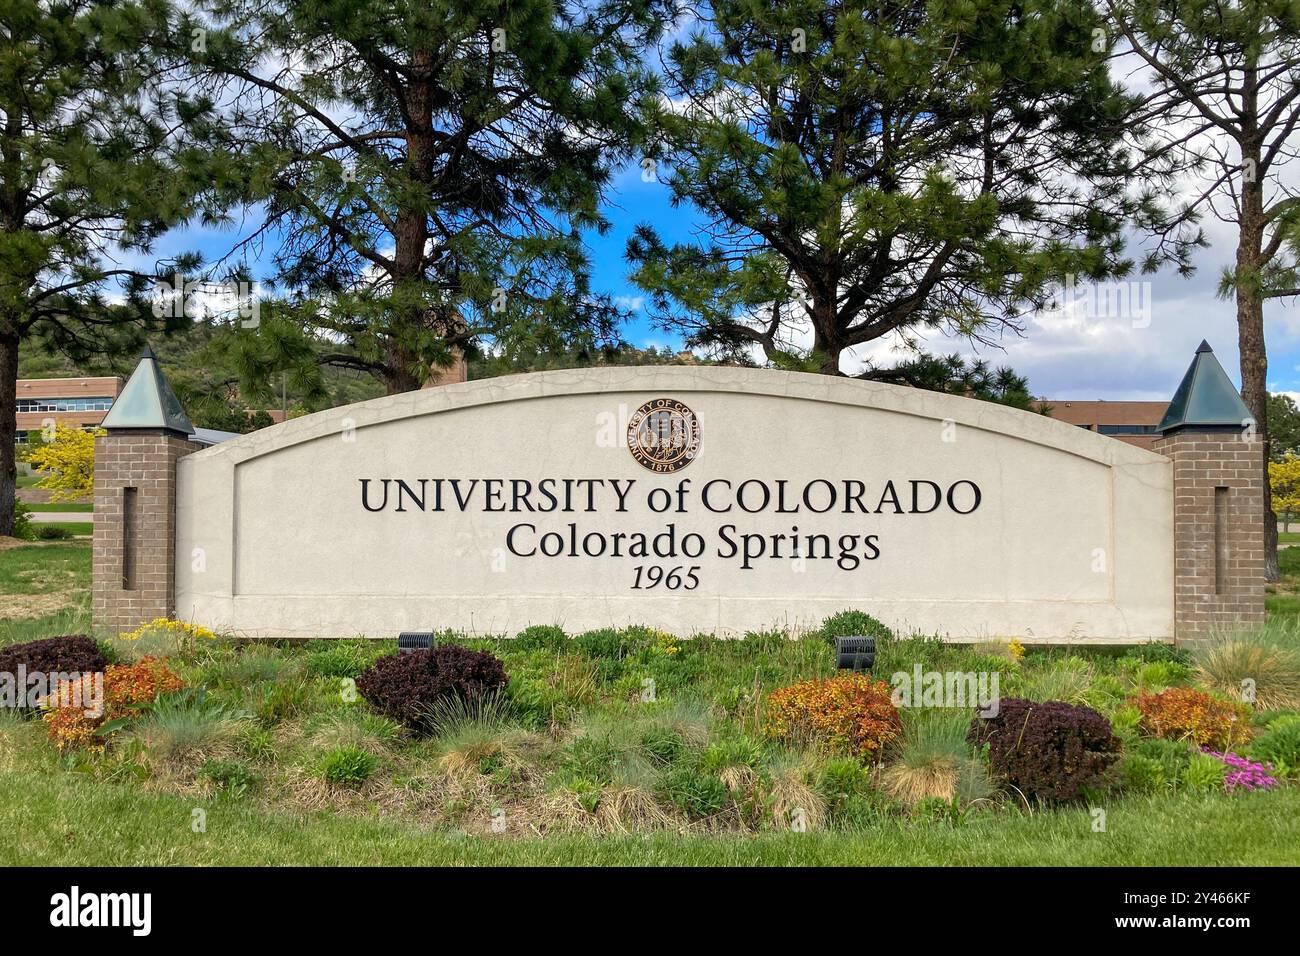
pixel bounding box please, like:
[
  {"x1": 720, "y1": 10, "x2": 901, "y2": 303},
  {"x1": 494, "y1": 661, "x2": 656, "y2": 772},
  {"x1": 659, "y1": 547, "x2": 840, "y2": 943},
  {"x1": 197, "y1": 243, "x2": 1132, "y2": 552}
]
[
  {"x1": 1158, "y1": 340, "x2": 1253, "y2": 433},
  {"x1": 100, "y1": 344, "x2": 194, "y2": 435}
]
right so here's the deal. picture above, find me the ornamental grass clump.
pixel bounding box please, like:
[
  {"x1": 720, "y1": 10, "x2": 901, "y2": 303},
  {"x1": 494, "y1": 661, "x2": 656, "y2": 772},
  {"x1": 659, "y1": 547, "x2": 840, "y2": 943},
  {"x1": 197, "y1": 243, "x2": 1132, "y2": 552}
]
[
  {"x1": 764, "y1": 673, "x2": 902, "y2": 760},
  {"x1": 882, "y1": 710, "x2": 993, "y2": 808},
  {"x1": 1194, "y1": 623, "x2": 1300, "y2": 711},
  {"x1": 1135, "y1": 687, "x2": 1252, "y2": 750},
  {"x1": 967, "y1": 698, "x2": 1119, "y2": 803},
  {"x1": 355, "y1": 644, "x2": 509, "y2": 733}
]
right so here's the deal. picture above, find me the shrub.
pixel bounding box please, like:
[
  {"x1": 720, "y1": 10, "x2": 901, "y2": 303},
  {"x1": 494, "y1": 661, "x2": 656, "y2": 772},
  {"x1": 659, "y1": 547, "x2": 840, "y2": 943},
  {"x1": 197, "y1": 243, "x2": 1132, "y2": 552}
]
[
  {"x1": 968, "y1": 698, "x2": 1119, "y2": 803},
  {"x1": 1182, "y1": 752, "x2": 1229, "y2": 793},
  {"x1": 319, "y1": 745, "x2": 378, "y2": 788},
  {"x1": 12, "y1": 501, "x2": 33, "y2": 540},
  {"x1": 816, "y1": 758, "x2": 891, "y2": 828},
  {"x1": 1135, "y1": 687, "x2": 1251, "y2": 750},
  {"x1": 515, "y1": 625, "x2": 568, "y2": 652},
  {"x1": 355, "y1": 645, "x2": 508, "y2": 732},
  {"x1": 43, "y1": 657, "x2": 184, "y2": 750},
  {"x1": 111, "y1": 618, "x2": 215, "y2": 661},
  {"x1": 574, "y1": 628, "x2": 628, "y2": 660},
  {"x1": 1249, "y1": 720, "x2": 1300, "y2": 772},
  {"x1": 0, "y1": 635, "x2": 108, "y2": 705},
  {"x1": 1117, "y1": 754, "x2": 1167, "y2": 793},
  {"x1": 32, "y1": 524, "x2": 71, "y2": 540},
  {"x1": 818, "y1": 609, "x2": 893, "y2": 646},
  {"x1": 765, "y1": 673, "x2": 902, "y2": 760},
  {"x1": 1194, "y1": 624, "x2": 1300, "y2": 710},
  {"x1": 1132, "y1": 736, "x2": 1194, "y2": 782}
]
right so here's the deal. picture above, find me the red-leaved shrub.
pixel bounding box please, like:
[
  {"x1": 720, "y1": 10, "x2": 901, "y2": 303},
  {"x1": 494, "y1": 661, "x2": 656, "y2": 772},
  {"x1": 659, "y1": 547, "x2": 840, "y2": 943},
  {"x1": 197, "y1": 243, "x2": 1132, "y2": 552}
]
[
  {"x1": 0, "y1": 636, "x2": 108, "y2": 708},
  {"x1": 356, "y1": 645, "x2": 509, "y2": 731},
  {"x1": 968, "y1": 698, "x2": 1119, "y2": 803},
  {"x1": 1135, "y1": 687, "x2": 1251, "y2": 750},
  {"x1": 765, "y1": 673, "x2": 902, "y2": 759},
  {"x1": 43, "y1": 657, "x2": 185, "y2": 751}
]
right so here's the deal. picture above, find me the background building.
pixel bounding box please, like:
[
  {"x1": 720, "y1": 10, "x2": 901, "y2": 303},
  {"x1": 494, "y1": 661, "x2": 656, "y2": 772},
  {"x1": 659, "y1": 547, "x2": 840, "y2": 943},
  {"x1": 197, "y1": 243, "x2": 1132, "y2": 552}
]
[
  {"x1": 1035, "y1": 399, "x2": 1170, "y2": 451},
  {"x1": 16, "y1": 376, "x2": 123, "y2": 444}
]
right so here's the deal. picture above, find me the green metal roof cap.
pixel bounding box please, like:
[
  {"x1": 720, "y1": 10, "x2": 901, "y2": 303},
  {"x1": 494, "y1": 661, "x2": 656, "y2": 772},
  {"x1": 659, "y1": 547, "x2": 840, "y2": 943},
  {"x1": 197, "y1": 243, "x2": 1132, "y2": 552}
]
[
  {"x1": 1158, "y1": 340, "x2": 1253, "y2": 433},
  {"x1": 100, "y1": 344, "x2": 194, "y2": 435}
]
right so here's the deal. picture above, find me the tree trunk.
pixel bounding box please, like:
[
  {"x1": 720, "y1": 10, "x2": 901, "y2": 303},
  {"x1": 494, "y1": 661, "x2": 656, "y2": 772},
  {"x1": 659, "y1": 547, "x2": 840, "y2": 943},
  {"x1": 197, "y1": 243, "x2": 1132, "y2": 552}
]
[
  {"x1": 812, "y1": 296, "x2": 842, "y2": 375},
  {"x1": 1236, "y1": 171, "x2": 1278, "y2": 581},
  {"x1": 0, "y1": 329, "x2": 19, "y2": 538}
]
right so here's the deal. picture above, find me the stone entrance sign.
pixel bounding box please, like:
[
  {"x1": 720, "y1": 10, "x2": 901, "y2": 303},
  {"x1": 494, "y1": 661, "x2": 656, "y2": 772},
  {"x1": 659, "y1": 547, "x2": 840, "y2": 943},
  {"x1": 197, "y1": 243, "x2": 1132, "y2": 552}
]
[{"x1": 92, "y1": 344, "x2": 1265, "y2": 643}]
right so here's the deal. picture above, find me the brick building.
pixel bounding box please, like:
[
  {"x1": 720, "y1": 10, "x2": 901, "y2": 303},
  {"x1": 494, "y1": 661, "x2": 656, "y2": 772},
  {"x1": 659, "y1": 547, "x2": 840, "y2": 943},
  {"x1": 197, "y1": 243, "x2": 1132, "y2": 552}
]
[
  {"x1": 16, "y1": 376, "x2": 123, "y2": 443},
  {"x1": 1035, "y1": 399, "x2": 1170, "y2": 451}
]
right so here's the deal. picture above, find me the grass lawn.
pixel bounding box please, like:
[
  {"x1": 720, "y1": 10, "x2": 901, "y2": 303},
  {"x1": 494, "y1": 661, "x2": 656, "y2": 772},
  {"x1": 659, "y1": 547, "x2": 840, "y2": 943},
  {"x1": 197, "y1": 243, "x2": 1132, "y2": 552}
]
[
  {"x1": 0, "y1": 769, "x2": 1293, "y2": 866},
  {"x1": 21, "y1": 502, "x2": 93, "y2": 513},
  {"x1": 1, "y1": 540, "x2": 1298, "y2": 867},
  {"x1": 0, "y1": 542, "x2": 90, "y2": 627},
  {"x1": 1265, "y1": 547, "x2": 1300, "y2": 620},
  {"x1": 48, "y1": 522, "x2": 92, "y2": 537}
]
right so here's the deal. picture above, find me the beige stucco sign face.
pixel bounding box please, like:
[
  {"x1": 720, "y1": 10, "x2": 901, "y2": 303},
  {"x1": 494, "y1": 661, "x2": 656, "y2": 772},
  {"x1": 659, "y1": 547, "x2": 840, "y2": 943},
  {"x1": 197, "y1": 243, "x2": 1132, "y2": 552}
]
[{"x1": 174, "y1": 367, "x2": 1174, "y2": 641}]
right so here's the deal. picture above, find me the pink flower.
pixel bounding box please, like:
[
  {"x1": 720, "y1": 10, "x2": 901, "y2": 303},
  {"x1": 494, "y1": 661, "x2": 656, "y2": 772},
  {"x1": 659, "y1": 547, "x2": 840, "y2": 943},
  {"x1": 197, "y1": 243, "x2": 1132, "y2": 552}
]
[{"x1": 1200, "y1": 748, "x2": 1278, "y2": 792}]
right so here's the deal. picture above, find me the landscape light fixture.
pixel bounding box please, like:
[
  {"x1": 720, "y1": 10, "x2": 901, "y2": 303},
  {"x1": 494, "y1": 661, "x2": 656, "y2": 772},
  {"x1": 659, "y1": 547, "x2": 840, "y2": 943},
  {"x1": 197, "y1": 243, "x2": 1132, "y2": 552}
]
[
  {"x1": 397, "y1": 631, "x2": 435, "y2": 655},
  {"x1": 834, "y1": 636, "x2": 875, "y2": 671}
]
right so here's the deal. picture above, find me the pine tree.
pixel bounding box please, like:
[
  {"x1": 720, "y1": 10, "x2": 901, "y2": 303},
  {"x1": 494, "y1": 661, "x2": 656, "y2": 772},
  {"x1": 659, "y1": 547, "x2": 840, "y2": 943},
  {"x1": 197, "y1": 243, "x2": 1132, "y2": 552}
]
[
  {"x1": 627, "y1": 0, "x2": 1189, "y2": 376},
  {"x1": 1108, "y1": 0, "x2": 1300, "y2": 579},
  {"x1": 194, "y1": 0, "x2": 668, "y2": 395},
  {"x1": 0, "y1": 0, "x2": 224, "y2": 536}
]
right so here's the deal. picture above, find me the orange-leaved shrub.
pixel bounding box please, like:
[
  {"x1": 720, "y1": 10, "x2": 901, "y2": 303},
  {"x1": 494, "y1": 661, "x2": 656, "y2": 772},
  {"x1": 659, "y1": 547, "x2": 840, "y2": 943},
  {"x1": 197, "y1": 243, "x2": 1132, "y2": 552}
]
[
  {"x1": 764, "y1": 673, "x2": 902, "y2": 759},
  {"x1": 44, "y1": 657, "x2": 185, "y2": 751},
  {"x1": 1135, "y1": 686, "x2": 1251, "y2": 750}
]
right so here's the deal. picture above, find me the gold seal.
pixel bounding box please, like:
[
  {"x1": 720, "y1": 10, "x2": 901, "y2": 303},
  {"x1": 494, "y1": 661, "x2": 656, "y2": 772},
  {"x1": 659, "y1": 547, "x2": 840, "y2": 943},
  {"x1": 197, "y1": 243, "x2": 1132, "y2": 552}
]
[{"x1": 626, "y1": 398, "x2": 701, "y2": 473}]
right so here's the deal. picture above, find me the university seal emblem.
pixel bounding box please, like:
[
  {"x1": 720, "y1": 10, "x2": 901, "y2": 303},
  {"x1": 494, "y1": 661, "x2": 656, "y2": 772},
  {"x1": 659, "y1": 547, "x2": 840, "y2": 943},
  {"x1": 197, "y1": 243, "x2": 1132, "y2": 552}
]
[{"x1": 626, "y1": 398, "x2": 701, "y2": 473}]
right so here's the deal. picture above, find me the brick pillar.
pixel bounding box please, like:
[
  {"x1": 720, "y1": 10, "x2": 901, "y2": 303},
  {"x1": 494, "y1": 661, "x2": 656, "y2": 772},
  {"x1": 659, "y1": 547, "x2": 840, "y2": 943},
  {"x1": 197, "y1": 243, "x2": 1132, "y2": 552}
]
[
  {"x1": 92, "y1": 429, "x2": 201, "y2": 634},
  {"x1": 423, "y1": 347, "x2": 467, "y2": 388},
  {"x1": 1153, "y1": 430, "x2": 1265, "y2": 644}
]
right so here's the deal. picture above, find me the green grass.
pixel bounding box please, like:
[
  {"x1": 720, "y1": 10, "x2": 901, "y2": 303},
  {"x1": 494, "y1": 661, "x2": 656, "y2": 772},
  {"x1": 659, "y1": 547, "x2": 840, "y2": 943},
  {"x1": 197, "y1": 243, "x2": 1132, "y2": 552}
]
[
  {"x1": 0, "y1": 771, "x2": 1293, "y2": 866},
  {"x1": 21, "y1": 502, "x2": 93, "y2": 513},
  {"x1": 0, "y1": 541, "x2": 90, "y2": 596},
  {"x1": 16, "y1": 473, "x2": 40, "y2": 489},
  {"x1": 1279, "y1": 532, "x2": 1300, "y2": 545},
  {"x1": 48, "y1": 521, "x2": 93, "y2": 537}
]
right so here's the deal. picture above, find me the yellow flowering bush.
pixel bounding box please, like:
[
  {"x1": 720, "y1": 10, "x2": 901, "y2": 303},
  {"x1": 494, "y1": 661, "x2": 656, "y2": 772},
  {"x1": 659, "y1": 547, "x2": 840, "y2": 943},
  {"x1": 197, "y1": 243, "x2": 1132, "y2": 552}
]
[
  {"x1": 121, "y1": 618, "x2": 217, "y2": 642},
  {"x1": 113, "y1": 618, "x2": 216, "y2": 661}
]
